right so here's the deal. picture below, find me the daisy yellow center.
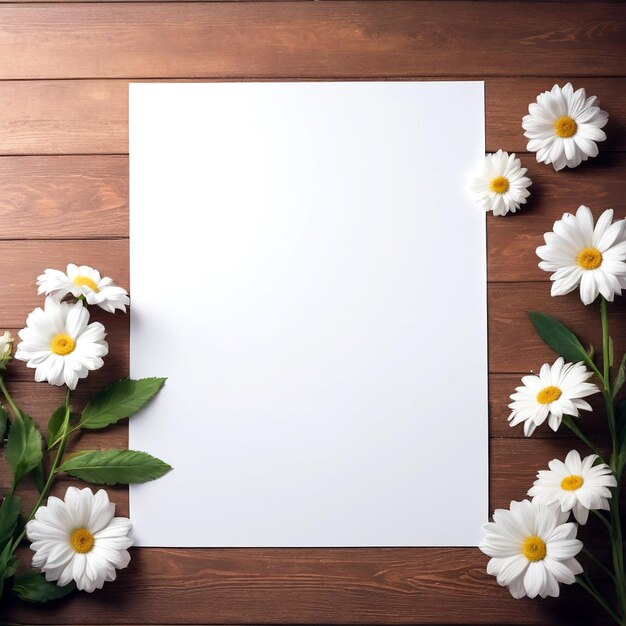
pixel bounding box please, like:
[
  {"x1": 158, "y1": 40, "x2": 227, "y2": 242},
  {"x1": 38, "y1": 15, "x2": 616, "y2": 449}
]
[
  {"x1": 536, "y1": 385, "x2": 562, "y2": 405},
  {"x1": 73, "y1": 275, "x2": 99, "y2": 293},
  {"x1": 522, "y1": 535, "x2": 547, "y2": 562},
  {"x1": 577, "y1": 247, "x2": 603, "y2": 270},
  {"x1": 69, "y1": 527, "x2": 94, "y2": 554},
  {"x1": 50, "y1": 333, "x2": 75, "y2": 356},
  {"x1": 554, "y1": 116, "x2": 578, "y2": 138},
  {"x1": 561, "y1": 474, "x2": 584, "y2": 491},
  {"x1": 489, "y1": 176, "x2": 510, "y2": 194}
]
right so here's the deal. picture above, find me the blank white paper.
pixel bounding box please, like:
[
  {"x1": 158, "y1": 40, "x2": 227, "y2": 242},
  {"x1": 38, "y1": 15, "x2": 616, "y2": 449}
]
[{"x1": 129, "y1": 81, "x2": 487, "y2": 547}]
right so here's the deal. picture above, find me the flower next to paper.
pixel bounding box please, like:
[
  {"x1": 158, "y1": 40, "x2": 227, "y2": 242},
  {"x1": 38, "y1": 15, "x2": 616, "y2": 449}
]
[
  {"x1": 480, "y1": 499, "x2": 583, "y2": 599},
  {"x1": 468, "y1": 149, "x2": 532, "y2": 216},
  {"x1": 0, "y1": 331, "x2": 14, "y2": 369},
  {"x1": 15, "y1": 297, "x2": 108, "y2": 390},
  {"x1": 37, "y1": 264, "x2": 130, "y2": 314},
  {"x1": 508, "y1": 357, "x2": 599, "y2": 436},
  {"x1": 536, "y1": 205, "x2": 626, "y2": 306},
  {"x1": 522, "y1": 83, "x2": 608, "y2": 171},
  {"x1": 528, "y1": 450, "x2": 616, "y2": 525},
  {"x1": 26, "y1": 487, "x2": 133, "y2": 593}
]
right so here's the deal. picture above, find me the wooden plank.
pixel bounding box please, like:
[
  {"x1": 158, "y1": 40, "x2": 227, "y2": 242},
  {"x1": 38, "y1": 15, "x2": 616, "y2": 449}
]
[
  {"x1": 1, "y1": 241, "x2": 623, "y2": 372},
  {"x1": 0, "y1": 156, "x2": 128, "y2": 239},
  {"x1": 487, "y1": 153, "x2": 626, "y2": 282},
  {"x1": 1, "y1": 78, "x2": 625, "y2": 155},
  {"x1": 1, "y1": 437, "x2": 605, "y2": 625},
  {"x1": 0, "y1": 2, "x2": 624, "y2": 80},
  {"x1": 0, "y1": 374, "x2": 608, "y2": 443},
  {"x1": 3, "y1": 154, "x2": 625, "y2": 285}
]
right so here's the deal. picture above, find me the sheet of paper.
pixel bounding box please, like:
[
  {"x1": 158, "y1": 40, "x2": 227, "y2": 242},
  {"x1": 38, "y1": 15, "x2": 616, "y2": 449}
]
[{"x1": 129, "y1": 81, "x2": 487, "y2": 547}]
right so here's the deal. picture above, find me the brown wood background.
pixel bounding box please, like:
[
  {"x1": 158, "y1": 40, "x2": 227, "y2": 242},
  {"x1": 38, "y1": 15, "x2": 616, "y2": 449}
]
[{"x1": 0, "y1": 1, "x2": 625, "y2": 624}]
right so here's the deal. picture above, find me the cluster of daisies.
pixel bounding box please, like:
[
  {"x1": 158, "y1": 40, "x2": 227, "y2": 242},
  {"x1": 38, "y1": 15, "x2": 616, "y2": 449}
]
[
  {"x1": 15, "y1": 264, "x2": 128, "y2": 390},
  {"x1": 480, "y1": 206, "x2": 625, "y2": 600},
  {"x1": 469, "y1": 83, "x2": 609, "y2": 217},
  {"x1": 3, "y1": 264, "x2": 135, "y2": 593}
]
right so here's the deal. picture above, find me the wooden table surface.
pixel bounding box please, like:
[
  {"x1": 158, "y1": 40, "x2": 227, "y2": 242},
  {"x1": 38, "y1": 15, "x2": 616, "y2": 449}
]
[{"x1": 0, "y1": 1, "x2": 624, "y2": 624}]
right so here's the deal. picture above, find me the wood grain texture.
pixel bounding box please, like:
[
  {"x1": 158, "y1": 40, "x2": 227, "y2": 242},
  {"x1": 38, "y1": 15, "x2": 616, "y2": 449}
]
[
  {"x1": 3, "y1": 153, "x2": 625, "y2": 295},
  {"x1": 0, "y1": 2, "x2": 625, "y2": 80},
  {"x1": 1, "y1": 77, "x2": 625, "y2": 155},
  {"x1": 1, "y1": 1, "x2": 623, "y2": 624},
  {"x1": 0, "y1": 156, "x2": 128, "y2": 238}
]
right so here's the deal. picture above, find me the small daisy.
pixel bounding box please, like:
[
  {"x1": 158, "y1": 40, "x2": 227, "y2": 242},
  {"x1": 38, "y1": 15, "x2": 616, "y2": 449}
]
[
  {"x1": 508, "y1": 357, "x2": 599, "y2": 436},
  {"x1": 26, "y1": 487, "x2": 132, "y2": 593},
  {"x1": 469, "y1": 150, "x2": 532, "y2": 216},
  {"x1": 0, "y1": 330, "x2": 13, "y2": 360},
  {"x1": 528, "y1": 450, "x2": 616, "y2": 525},
  {"x1": 38, "y1": 264, "x2": 130, "y2": 313},
  {"x1": 522, "y1": 83, "x2": 608, "y2": 171},
  {"x1": 15, "y1": 297, "x2": 108, "y2": 390},
  {"x1": 537, "y1": 206, "x2": 626, "y2": 305},
  {"x1": 480, "y1": 499, "x2": 583, "y2": 599}
]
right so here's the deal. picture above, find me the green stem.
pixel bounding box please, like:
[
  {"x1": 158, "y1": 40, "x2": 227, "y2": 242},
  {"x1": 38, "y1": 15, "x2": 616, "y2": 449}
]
[
  {"x1": 592, "y1": 508, "x2": 615, "y2": 537},
  {"x1": 583, "y1": 546, "x2": 618, "y2": 584},
  {"x1": 562, "y1": 415, "x2": 606, "y2": 463},
  {"x1": 577, "y1": 576, "x2": 623, "y2": 625},
  {"x1": 0, "y1": 376, "x2": 21, "y2": 421},
  {"x1": 599, "y1": 297, "x2": 626, "y2": 623},
  {"x1": 11, "y1": 387, "x2": 72, "y2": 551}
]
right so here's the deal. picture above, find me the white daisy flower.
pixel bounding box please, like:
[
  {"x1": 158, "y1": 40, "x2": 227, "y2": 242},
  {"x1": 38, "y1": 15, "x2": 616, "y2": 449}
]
[
  {"x1": 0, "y1": 331, "x2": 13, "y2": 360},
  {"x1": 26, "y1": 487, "x2": 132, "y2": 593},
  {"x1": 37, "y1": 264, "x2": 130, "y2": 313},
  {"x1": 15, "y1": 297, "x2": 108, "y2": 390},
  {"x1": 522, "y1": 83, "x2": 608, "y2": 171},
  {"x1": 469, "y1": 149, "x2": 532, "y2": 216},
  {"x1": 537, "y1": 206, "x2": 626, "y2": 305},
  {"x1": 508, "y1": 357, "x2": 599, "y2": 436},
  {"x1": 528, "y1": 450, "x2": 616, "y2": 525},
  {"x1": 480, "y1": 499, "x2": 583, "y2": 599}
]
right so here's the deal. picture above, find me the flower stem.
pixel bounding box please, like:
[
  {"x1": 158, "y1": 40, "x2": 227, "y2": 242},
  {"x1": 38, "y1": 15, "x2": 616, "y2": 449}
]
[
  {"x1": 577, "y1": 575, "x2": 623, "y2": 625},
  {"x1": 562, "y1": 415, "x2": 606, "y2": 463},
  {"x1": 582, "y1": 546, "x2": 617, "y2": 584},
  {"x1": 0, "y1": 376, "x2": 22, "y2": 421},
  {"x1": 599, "y1": 297, "x2": 626, "y2": 624},
  {"x1": 11, "y1": 387, "x2": 72, "y2": 551}
]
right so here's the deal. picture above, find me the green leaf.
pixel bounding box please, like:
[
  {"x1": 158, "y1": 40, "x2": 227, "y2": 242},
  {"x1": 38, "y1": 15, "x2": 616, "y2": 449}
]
[
  {"x1": 30, "y1": 461, "x2": 45, "y2": 493},
  {"x1": 0, "y1": 405, "x2": 7, "y2": 444},
  {"x1": 587, "y1": 344, "x2": 595, "y2": 360},
  {"x1": 0, "y1": 494, "x2": 20, "y2": 548},
  {"x1": 46, "y1": 404, "x2": 68, "y2": 448},
  {"x1": 528, "y1": 312, "x2": 593, "y2": 367},
  {"x1": 613, "y1": 353, "x2": 626, "y2": 399},
  {"x1": 12, "y1": 571, "x2": 75, "y2": 603},
  {"x1": 6, "y1": 413, "x2": 43, "y2": 487},
  {"x1": 0, "y1": 540, "x2": 17, "y2": 598},
  {"x1": 59, "y1": 449, "x2": 172, "y2": 485},
  {"x1": 78, "y1": 378, "x2": 166, "y2": 430}
]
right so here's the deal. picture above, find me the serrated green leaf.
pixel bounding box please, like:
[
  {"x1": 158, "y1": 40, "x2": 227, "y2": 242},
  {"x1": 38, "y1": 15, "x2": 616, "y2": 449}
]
[
  {"x1": 59, "y1": 449, "x2": 172, "y2": 485},
  {"x1": 6, "y1": 413, "x2": 43, "y2": 488},
  {"x1": 12, "y1": 571, "x2": 75, "y2": 603},
  {"x1": 0, "y1": 405, "x2": 7, "y2": 444},
  {"x1": 0, "y1": 494, "x2": 20, "y2": 549},
  {"x1": 528, "y1": 312, "x2": 593, "y2": 367},
  {"x1": 613, "y1": 353, "x2": 626, "y2": 399},
  {"x1": 78, "y1": 378, "x2": 166, "y2": 430}
]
